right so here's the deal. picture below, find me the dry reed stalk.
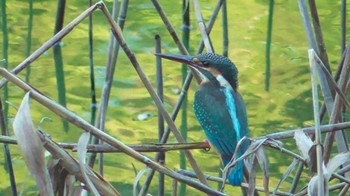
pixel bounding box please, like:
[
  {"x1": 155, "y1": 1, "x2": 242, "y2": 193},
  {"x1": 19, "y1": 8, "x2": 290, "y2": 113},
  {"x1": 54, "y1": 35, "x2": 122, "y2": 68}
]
[
  {"x1": 0, "y1": 135, "x2": 210, "y2": 152},
  {"x1": 197, "y1": 0, "x2": 224, "y2": 52},
  {"x1": 323, "y1": 46, "x2": 350, "y2": 163},
  {"x1": 309, "y1": 49, "x2": 324, "y2": 195},
  {"x1": 315, "y1": 54, "x2": 350, "y2": 110},
  {"x1": 193, "y1": 0, "x2": 214, "y2": 53},
  {"x1": 61, "y1": 142, "x2": 209, "y2": 153},
  {"x1": 308, "y1": 0, "x2": 331, "y2": 72}
]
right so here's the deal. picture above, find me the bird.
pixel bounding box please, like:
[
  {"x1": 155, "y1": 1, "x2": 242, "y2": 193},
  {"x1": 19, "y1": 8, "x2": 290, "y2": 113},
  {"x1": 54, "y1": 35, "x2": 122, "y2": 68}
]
[{"x1": 156, "y1": 52, "x2": 249, "y2": 186}]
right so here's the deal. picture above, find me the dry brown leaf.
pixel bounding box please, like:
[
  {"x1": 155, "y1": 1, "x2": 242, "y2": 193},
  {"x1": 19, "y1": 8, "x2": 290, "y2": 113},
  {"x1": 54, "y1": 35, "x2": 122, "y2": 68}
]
[
  {"x1": 307, "y1": 175, "x2": 327, "y2": 196},
  {"x1": 294, "y1": 130, "x2": 313, "y2": 160},
  {"x1": 325, "y1": 152, "x2": 350, "y2": 180},
  {"x1": 47, "y1": 158, "x2": 67, "y2": 195},
  {"x1": 77, "y1": 132, "x2": 99, "y2": 195},
  {"x1": 256, "y1": 147, "x2": 269, "y2": 195},
  {"x1": 13, "y1": 92, "x2": 53, "y2": 196},
  {"x1": 248, "y1": 155, "x2": 257, "y2": 196},
  {"x1": 64, "y1": 174, "x2": 78, "y2": 196},
  {"x1": 133, "y1": 167, "x2": 149, "y2": 196},
  {"x1": 273, "y1": 159, "x2": 298, "y2": 195}
]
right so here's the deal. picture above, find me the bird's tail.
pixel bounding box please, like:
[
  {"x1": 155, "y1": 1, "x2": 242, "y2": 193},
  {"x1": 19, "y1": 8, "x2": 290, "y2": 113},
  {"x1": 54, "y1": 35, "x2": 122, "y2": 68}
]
[{"x1": 222, "y1": 155, "x2": 244, "y2": 186}]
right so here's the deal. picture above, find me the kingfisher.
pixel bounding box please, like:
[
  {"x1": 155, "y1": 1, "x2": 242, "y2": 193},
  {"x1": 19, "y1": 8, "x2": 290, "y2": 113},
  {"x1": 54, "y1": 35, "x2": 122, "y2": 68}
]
[{"x1": 156, "y1": 53, "x2": 249, "y2": 186}]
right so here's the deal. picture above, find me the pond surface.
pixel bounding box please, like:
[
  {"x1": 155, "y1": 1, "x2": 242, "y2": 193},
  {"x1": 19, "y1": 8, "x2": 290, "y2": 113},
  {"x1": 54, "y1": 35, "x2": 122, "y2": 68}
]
[{"x1": 0, "y1": 0, "x2": 346, "y2": 195}]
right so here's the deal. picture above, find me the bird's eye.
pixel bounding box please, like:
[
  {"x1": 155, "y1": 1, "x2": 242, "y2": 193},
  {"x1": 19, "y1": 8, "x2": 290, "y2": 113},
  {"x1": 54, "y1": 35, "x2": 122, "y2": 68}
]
[{"x1": 202, "y1": 61, "x2": 210, "y2": 67}]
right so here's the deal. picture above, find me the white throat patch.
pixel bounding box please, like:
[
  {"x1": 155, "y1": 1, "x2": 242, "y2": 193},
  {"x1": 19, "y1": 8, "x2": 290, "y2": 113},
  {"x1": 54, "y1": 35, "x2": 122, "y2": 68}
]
[{"x1": 216, "y1": 75, "x2": 233, "y2": 90}]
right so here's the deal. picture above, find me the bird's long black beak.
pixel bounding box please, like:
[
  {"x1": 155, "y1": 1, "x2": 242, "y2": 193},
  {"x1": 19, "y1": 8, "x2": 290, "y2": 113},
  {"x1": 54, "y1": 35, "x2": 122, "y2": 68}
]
[
  {"x1": 155, "y1": 53, "x2": 208, "y2": 83},
  {"x1": 155, "y1": 53, "x2": 195, "y2": 66}
]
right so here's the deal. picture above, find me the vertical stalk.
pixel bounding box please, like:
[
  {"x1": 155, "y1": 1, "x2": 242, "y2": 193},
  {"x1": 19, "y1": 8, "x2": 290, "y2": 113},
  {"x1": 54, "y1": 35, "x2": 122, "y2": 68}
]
[
  {"x1": 25, "y1": 0, "x2": 34, "y2": 82},
  {"x1": 222, "y1": 0, "x2": 228, "y2": 57},
  {"x1": 99, "y1": 0, "x2": 119, "y2": 177},
  {"x1": 87, "y1": 0, "x2": 98, "y2": 176},
  {"x1": 323, "y1": 47, "x2": 350, "y2": 163},
  {"x1": 197, "y1": 0, "x2": 224, "y2": 53},
  {"x1": 53, "y1": 0, "x2": 68, "y2": 132},
  {"x1": 340, "y1": 1, "x2": 349, "y2": 183},
  {"x1": 309, "y1": 49, "x2": 324, "y2": 196},
  {"x1": 1, "y1": 0, "x2": 9, "y2": 130},
  {"x1": 88, "y1": 0, "x2": 129, "y2": 169},
  {"x1": 341, "y1": 0, "x2": 347, "y2": 53},
  {"x1": 180, "y1": 0, "x2": 190, "y2": 194},
  {"x1": 172, "y1": 179, "x2": 178, "y2": 196},
  {"x1": 193, "y1": 0, "x2": 214, "y2": 53},
  {"x1": 155, "y1": 35, "x2": 165, "y2": 196},
  {"x1": 219, "y1": 0, "x2": 228, "y2": 189},
  {"x1": 88, "y1": 0, "x2": 97, "y2": 126},
  {"x1": 0, "y1": 99, "x2": 17, "y2": 195},
  {"x1": 265, "y1": 0, "x2": 274, "y2": 91},
  {"x1": 308, "y1": 0, "x2": 331, "y2": 73},
  {"x1": 290, "y1": 161, "x2": 304, "y2": 193},
  {"x1": 297, "y1": 0, "x2": 318, "y2": 53}
]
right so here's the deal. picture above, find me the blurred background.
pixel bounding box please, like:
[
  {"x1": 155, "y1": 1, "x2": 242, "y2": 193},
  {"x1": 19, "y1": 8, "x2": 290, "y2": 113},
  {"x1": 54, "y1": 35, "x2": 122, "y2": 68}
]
[{"x1": 0, "y1": 0, "x2": 347, "y2": 195}]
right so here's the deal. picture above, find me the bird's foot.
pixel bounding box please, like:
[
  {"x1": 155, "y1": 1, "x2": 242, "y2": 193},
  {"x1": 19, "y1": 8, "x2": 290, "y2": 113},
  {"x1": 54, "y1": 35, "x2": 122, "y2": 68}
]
[{"x1": 203, "y1": 140, "x2": 211, "y2": 151}]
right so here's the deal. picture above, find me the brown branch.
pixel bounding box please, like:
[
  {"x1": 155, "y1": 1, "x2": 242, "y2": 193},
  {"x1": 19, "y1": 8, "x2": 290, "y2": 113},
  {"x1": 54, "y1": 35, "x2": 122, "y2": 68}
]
[
  {"x1": 0, "y1": 135, "x2": 210, "y2": 153},
  {"x1": 61, "y1": 142, "x2": 210, "y2": 153}
]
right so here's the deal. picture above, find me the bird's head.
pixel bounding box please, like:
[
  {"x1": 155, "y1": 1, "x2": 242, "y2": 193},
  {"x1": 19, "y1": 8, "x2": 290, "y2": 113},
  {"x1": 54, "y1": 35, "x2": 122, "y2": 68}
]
[{"x1": 156, "y1": 53, "x2": 238, "y2": 91}]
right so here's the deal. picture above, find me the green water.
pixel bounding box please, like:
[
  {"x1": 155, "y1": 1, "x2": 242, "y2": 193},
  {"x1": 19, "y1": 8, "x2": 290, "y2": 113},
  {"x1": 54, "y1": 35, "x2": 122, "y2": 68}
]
[{"x1": 0, "y1": 0, "x2": 346, "y2": 195}]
